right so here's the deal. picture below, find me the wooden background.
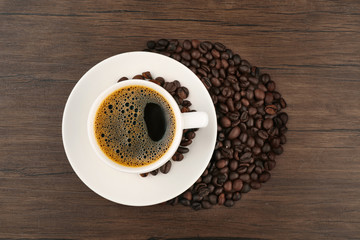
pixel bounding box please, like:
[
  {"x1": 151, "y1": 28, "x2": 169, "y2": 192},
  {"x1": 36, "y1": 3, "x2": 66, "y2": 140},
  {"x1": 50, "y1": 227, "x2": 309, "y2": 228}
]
[{"x1": 1, "y1": 0, "x2": 360, "y2": 239}]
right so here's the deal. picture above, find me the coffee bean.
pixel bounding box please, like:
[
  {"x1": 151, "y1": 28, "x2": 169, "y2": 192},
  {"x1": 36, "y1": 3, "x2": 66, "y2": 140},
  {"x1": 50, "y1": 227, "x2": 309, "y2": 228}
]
[
  {"x1": 214, "y1": 187, "x2": 223, "y2": 195},
  {"x1": 250, "y1": 172, "x2": 258, "y2": 181},
  {"x1": 250, "y1": 181, "x2": 261, "y2": 189},
  {"x1": 191, "y1": 39, "x2": 201, "y2": 48},
  {"x1": 258, "y1": 130, "x2": 269, "y2": 139},
  {"x1": 260, "y1": 74, "x2": 270, "y2": 84},
  {"x1": 228, "y1": 126, "x2": 241, "y2": 139},
  {"x1": 280, "y1": 134, "x2": 287, "y2": 144},
  {"x1": 147, "y1": 40, "x2": 156, "y2": 49},
  {"x1": 224, "y1": 200, "x2": 234, "y2": 207},
  {"x1": 273, "y1": 146, "x2": 284, "y2": 155},
  {"x1": 218, "y1": 193, "x2": 225, "y2": 205},
  {"x1": 201, "y1": 201, "x2": 212, "y2": 209},
  {"x1": 214, "y1": 42, "x2": 226, "y2": 52},
  {"x1": 279, "y1": 112, "x2": 289, "y2": 125},
  {"x1": 254, "y1": 89, "x2": 265, "y2": 100},
  {"x1": 172, "y1": 153, "x2": 184, "y2": 161},
  {"x1": 259, "y1": 171, "x2": 271, "y2": 183},
  {"x1": 266, "y1": 81, "x2": 276, "y2": 92},
  {"x1": 221, "y1": 59, "x2": 229, "y2": 69},
  {"x1": 150, "y1": 169, "x2": 159, "y2": 176},
  {"x1": 199, "y1": 42, "x2": 208, "y2": 54},
  {"x1": 239, "y1": 174, "x2": 250, "y2": 182},
  {"x1": 232, "y1": 179, "x2": 243, "y2": 191},
  {"x1": 216, "y1": 159, "x2": 228, "y2": 169},
  {"x1": 209, "y1": 194, "x2": 217, "y2": 205},
  {"x1": 229, "y1": 171, "x2": 239, "y2": 180},
  {"x1": 211, "y1": 49, "x2": 220, "y2": 58},
  {"x1": 140, "y1": 173, "x2": 148, "y2": 177},
  {"x1": 239, "y1": 65, "x2": 250, "y2": 73},
  {"x1": 183, "y1": 40, "x2": 192, "y2": 50},
  {"x1": 265, "y1": 92, "x2": 274, "y2": 104},
  {"x1": 191, "y1": 202, "x2": 202, "y2": 210},
  {"x1": 211, "y1": 77, "x2": 221, "y2": 87},
  {"x1": 263, "y1": 118, "x2": 274, "y2": 129},
  {"x1": 224, "y1": 180, "x2": 232, "y2": 192},
  {"x1": 180, "y1": 198, "x2": 190, "y2": 206},
  {"x1": 160, "y1": 161, "x2": 172, "y2": 174},
  {"x1": 265, "y1": 105, "x2": 277, "y2": 115},
  {"x1": 183, "y1": 191, "x2": 192, "y2": 201}
]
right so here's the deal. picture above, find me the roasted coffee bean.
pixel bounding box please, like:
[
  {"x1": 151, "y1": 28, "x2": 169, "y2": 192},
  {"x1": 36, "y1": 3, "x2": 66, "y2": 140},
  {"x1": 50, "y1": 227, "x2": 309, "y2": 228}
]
[
  {"x1": 191, "y1": 39, "x2": 201, "y2": 48},
  {"x1": 172, "y1": 153, "x2": 184, "y2": 161},
  {"x1": 133, "y1": 74, "x2": 144, "y2": 79},
  {"x1": 270, "y1": 138, "x2": 281, "y2": 148},
  {"x1": 202, "y1": 201, "x2": 212, "y2": 209},
  {"x1": 150, "y1": 169, "x2": 159, "y2": 176},
  {"x1": 273, "y1": 146, "x2": 284, "y2": 155},
  {"x1": 240, "y1": 183, "x2": 251, "y2": 193},
  {"x1": 183, "y1": 40, "x2": 192, "y2": 50},
  {"x1": 229, "y1": 171, "x2": 239, "y2": 180},
  {"x1": 260, "y1": 73, "x2": 270, "y2": 84},
  {"x1": 209, "y1": 194, "x2": 217, "y2": 205},
  {"x1": 183, "y1": 191, "x2": 192, "y2": 201},
  {"x1": 218, "y1": 193, "x2": 226, "y2": 205},
  {"x1": 250, "y1": 181, "x2": 261, "y2": 189},
  {"x1": 180, "y1": 198, "x2": 191, "y2": 206},
  {"x1": 160, "y1": 161, "x2": 172, "y2": 174},
  {"x1": 117, "y1": 76, "x2": 129, "y2": 82},
  {"x1": 254, "y1": 88, "x2": 265, "y2": 100},
  {"x1": 214, "y1": 187, "x2": 223, "y2": 195},
  {"x1": 177, "y1": 147, "x2": 189, "y2": 154},
  {"x1": 266, "y1": 81, "x2": 276, "y2": 92},
  {"x1": 265, "y1": 160, "x2": 276, "y2": 171},
  {"x1": 279, "y1": 112, "x2": 289, "y2": 125},
  {"x1": 140, "y1": 173, "x2": 148, "y2": 177},
  {"x1": 211, "y1": 49, "x2": 220, "y2": 58},
  {"x1": 259, "y1": 171, "x2": 271, "y2": 183},
  {"x1": 262, "y1": 143, "x2": 271, "y2": 153},
  {"x1": 263, "y1": 118, "x2": 274, "y2": 129},
  {"x1": 250, "y1": 172, "x2": 258, "y2": 181},
  {"x1": 265, "y1": 105, "x2": 277, "y2": 115},
  {"x1": 280, "y1": 134, "x2": 287, "y2": 144},
  {"x1": 258, "y1": 130, "x2": 269, "y2": 139},
  {"x1": 147, "y1": 40, "x2": 156, "y2": 49},
  {"x1": 203, "y1": 174, "x2": 212, "y2": 184},
  {"x1": 232, "y1": 192, "x2": 242, "y2": 201},
  {"x1": 224, "y1": 200, "x2": 234, "y2": 207},
  {"x1": 224, "y1": 180, "x2": 232, "y2": 192},
  {"x1": 237, "y1": 166, "x2": 248, "y2": 174},
  {"x1": 239, "y1": 173, "x2": 250, "y2": 182},
  {"x1": 191, "y1": 202, "x2": 202, "y2": 210},
  {"x1": 216, "y1": 159, "x2": 228, "y2": 169},
  {"x1": 214, "y1": 42, "x2": 226, "y2": 51},
  {"x1": 232, "y1": 179, "x2": 243, "y2": 191},
  {"x1": 185, "y1": 131, "x2": 196, "y2": 140},
  {"x1": 265, "y1": 92, "x2": 274, "y2": 104},
  {"x1": 228, "y1": 126, "x2": 241, "y2": 139}
]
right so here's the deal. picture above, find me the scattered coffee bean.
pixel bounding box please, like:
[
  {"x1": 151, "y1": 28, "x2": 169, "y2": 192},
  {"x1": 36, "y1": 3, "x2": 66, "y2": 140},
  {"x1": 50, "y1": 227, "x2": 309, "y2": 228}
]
[{"x1": 145, "y1": 39, "x2": 288, "y2": 209}]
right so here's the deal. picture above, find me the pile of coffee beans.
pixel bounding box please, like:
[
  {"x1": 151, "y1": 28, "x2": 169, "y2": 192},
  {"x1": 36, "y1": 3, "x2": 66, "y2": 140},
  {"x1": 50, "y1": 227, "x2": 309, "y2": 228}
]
[
  {"x1": 145, "y1": 39, "x2": 288, "y2": 210},
  {"x1": 117, "y1": 71, "x2": 198, "y2": 176}
]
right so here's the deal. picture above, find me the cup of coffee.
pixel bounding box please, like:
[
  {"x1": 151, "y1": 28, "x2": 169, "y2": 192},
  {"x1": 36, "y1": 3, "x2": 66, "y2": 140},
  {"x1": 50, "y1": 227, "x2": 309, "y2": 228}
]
[{"x1": 87, "y1": 79, "x2": 208, "y2": 174}]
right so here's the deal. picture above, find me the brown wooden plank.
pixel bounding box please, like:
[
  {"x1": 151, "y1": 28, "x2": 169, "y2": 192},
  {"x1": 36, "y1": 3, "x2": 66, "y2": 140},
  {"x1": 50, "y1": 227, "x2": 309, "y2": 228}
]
[{"x1": 1, "y1": 0, "x2": 360, "y2": 239}]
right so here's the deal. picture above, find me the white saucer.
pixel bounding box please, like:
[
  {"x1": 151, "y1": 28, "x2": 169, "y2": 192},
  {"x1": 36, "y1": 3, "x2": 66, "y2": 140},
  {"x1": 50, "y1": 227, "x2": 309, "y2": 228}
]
[{"x1": 62, "y1": 51, "x2": 217, "y2": 206}]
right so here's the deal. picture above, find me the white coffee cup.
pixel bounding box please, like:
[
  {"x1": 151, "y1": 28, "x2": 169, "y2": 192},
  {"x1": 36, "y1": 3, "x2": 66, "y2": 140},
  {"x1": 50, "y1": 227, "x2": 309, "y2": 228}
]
[{"x1": 87, "y1": 79, "x2": 208, "y2": 174}]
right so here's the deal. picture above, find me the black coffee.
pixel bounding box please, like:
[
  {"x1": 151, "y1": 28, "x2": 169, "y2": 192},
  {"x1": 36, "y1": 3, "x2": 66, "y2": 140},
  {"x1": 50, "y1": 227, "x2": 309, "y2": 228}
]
[{"x1": 94, "y1": 85, "x2": 176, "y2": 167}]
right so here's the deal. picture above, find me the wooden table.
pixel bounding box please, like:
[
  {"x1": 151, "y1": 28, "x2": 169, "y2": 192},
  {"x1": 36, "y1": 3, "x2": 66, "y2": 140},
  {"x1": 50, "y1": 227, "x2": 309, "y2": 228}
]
[{"x1": 1, "y1": 1, "x2": 359, "y2": 239}]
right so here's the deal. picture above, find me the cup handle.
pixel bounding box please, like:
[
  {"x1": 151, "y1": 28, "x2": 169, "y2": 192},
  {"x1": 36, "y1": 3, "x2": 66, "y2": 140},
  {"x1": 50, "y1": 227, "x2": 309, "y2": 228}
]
[{"x1": 181, "y1": 112, "x2": 208, "y2": 129}]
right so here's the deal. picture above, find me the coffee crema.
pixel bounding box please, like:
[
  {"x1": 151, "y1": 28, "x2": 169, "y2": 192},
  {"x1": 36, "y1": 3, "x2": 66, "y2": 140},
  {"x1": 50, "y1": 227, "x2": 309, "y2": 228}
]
[{"x1": 94, "y1": 85, "x2": 176, "y2": 167}]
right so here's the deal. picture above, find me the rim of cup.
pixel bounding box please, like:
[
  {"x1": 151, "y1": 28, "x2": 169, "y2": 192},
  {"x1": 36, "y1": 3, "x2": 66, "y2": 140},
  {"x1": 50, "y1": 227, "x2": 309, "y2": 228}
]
[{"x1": 87, "y1": 80, "x2": 183, "y2": 174}]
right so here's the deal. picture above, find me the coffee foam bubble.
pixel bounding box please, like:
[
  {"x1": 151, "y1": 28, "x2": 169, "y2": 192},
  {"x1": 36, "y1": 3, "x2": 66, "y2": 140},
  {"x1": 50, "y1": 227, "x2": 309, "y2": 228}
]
[{"x1": 94, "y1": 85, "x2": 176, "y2": 167}]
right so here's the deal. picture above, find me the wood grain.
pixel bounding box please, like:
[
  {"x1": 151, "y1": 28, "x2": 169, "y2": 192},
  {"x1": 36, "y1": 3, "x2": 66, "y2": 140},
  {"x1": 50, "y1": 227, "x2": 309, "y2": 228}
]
[{"x1": 1, "y1": 0, "x2": 360, "y2": 239}]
